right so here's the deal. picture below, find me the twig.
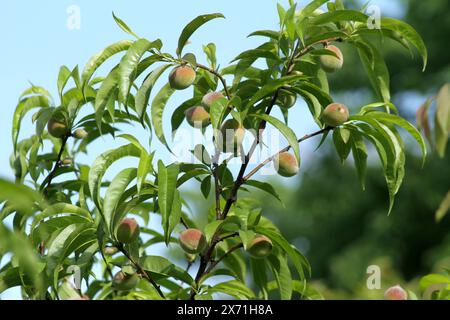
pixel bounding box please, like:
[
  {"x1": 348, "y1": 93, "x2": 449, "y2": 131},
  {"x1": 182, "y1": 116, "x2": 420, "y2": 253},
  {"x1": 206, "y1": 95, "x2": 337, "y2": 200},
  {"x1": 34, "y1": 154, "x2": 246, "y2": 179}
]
[
  {"x1": 118, "y1": 245, "x2": 166, "y2": 299},
  {"x1": 243, "y1": 127, "x2": 331, "y2": 181},
  {"x1": 205, "y1": 243, "x2": 243, "y2": 275},
  {"x1": 43, "y1": 134, "x2": 70, "y2": 197},
  {"x1": 196, "y1": 63, "x2": 231, "y2": 100}
]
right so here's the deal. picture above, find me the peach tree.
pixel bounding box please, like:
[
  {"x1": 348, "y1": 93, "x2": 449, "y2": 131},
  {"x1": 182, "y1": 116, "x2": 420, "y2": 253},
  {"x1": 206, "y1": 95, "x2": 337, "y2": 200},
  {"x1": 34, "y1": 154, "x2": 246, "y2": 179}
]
[{"x1": 0, "y1": 0, "x2": 427, "y2": 300}]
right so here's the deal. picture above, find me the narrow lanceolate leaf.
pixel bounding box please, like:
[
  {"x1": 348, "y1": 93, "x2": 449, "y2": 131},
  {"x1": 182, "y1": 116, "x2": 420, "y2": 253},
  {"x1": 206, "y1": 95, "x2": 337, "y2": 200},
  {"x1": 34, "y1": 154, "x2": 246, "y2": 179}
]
[
  {"x1": 89, "y1": 144, "x2": 141, "y2": 210},
  {"x1": 135, "y1": 64, "x2": 171, "y2": 121},
  {"x1": 104, "y1": 168, "x2": 137, "y2": 236},
  {"x1": 57, "y1": 65, "x2": 72, "y2": 99},
  {"x1": 369, "y1": 111, "x2": 427, "y2": 164},
  {"x1": 137, "y1": 151, "x2": 154, "y2": 195},
  {"x1": 157, "y1": 161, "x2": 180, "y2": 244},
  {"x1": 435, "y1": 84, "x2": 450, "y2": 158},
  {"x1": 207, "y1": 280, "x2": 255, "y2": 299},
  {"x1": 380, "y1": 17, "x2": 428, "y2": 71},
  {"x1": 310, "y1": 9, "x2": 368, "y2": 25},
  {"x1": 94, "y1": 68, "x2": 119, "y2": 130},
  {"x1": 12, "y1": 96, "x2": 50, "y2": 151},
  {"x1": 252, "y1": 114, "x2": 300, "y2": 165},
  {"x1": 244, "y1": 180, "x2": 282, "y2": 203},
  {"x1": 112, "y1": 12, "x2": 139, "y2": 39},
  {"x1": 118, "y1": 39, "x2": 161, "y2": 104},
  {"x1": 30, "y1": 203, "x2": 92, "y2": 234},
  {"x1": 245, "y1": 75, "x2": 304, "y2": 109},
  {"x1": 176, "y1": 13, "x2": 225, "y2": 57},
  {"x1": 436, "y1": 190, "x2": 450, "y2": 222},
  {"x1": 0, "y1": 179, "x2": 44, "y2": 216},
  {"x1": 297, "y1": 0, "x2": 330, "y2": 22},
  {"x1": 350, "y1": 131, "x2": 368, "y2": 190},
  {"x1": 151, "y1": 83, "x2": 176, "y2": 151},
  {"x1": 81, "y1": 40, "x2": 133, "y2": 87},
  {"x1": 355, "y1": 41, "x2": 391, "y2": 102},
  {"x1": 268, "y1": 254, "x2": 293, "y2": 300}
]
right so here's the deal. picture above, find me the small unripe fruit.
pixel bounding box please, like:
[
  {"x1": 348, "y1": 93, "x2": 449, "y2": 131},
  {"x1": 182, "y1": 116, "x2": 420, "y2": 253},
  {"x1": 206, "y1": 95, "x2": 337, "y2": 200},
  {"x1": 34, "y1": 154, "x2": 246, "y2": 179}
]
[
  {"x1": 169, "y1": 65, "x2": 196, "y2": 90},
  {"x1": 73, "y1": 128, "x2": 88, "y2": 139},
  {"x1": 179, "y1": 228, "x2": 207, "y2": 254},
  {"x1": 104, "y1": 246, "x2": 119, "y2": 256},
  {"x1": 47, "y1": 117, "x2": 69, "y2": 138},
  {"x1": 277, "y1": 90, "x2": 297, "y2": 109},
  {"x1": 274, "y1": 152, "x2": 299, "y2": 177},
  {"x1": 319, "y1": 45, "x2": 344, "y2": 73},
  {"x1": 220, "y1": 119, "x2": 245, "y2": 154},
  {"x1": 112, "y1": 271, "x2": 139, "y2": 291},
  {"x1": 185, "y1": 106, "x2": 210, "y2": 128},
  {"x1": 247, "y1": 235, "x2": 273, "y2": 259},
  {"x1": 322, "y1": 103, "x2": 349, "y2": 127},
  {"x1": 116, "y1": 218, "x2": 140, "y2": 244},
  {"x1": 201, "y1": 92, "x2": 224, "y2": 110},
  {"x1": 61, "y1": 158, "x2": 73, "y2": 166},
  {"x1": 290, "y1": 70, "x2": 303, "y2": 76},
  {"x1": 384, "y1": 285, "x2": 407, "y2": 300}
]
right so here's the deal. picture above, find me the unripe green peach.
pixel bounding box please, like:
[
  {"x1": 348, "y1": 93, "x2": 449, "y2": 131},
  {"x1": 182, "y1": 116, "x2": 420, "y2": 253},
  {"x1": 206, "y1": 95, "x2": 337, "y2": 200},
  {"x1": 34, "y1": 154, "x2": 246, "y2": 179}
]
[
  {"x1": 169, "y1": 65, "x2": 196, "y2": 90},
  {"x1": 73, "y1": 128, "x2": 88, "y2": 139},
  {"x1": 322, "y1": 103, "x2": 349, "y2": 127},
  {"x1": 179, "y1": 228, "x2": 207, "y2": 254},
  {"x1": 246, "y1": 235, "x2": 273, "y2": 259},
  {"x1": 61, "y1": 157, "x2": 73, "y2": 166},
  {"x1": 277, "y1": 90, "x2": 297, "y2": 109},
  {"x1": 220, "y1": 119, "x2": 245, "y2": 154},
  {"x1": 112, "y1": 271, "x2": 139, "y2": 291},
  {"x1": 116, "y1": 218, "x2": 140, "y2": 244},
  {"x1": 201, "y1": 92, "x2": 224, "y2": 110},
  {"x1": 47, "y1": 117, "x2": 69, "y2": 138},
  {"x1": 185, "y1": 106, "x2": 210, "y2": 128},
  {"x1": 274, "y1": 152, "x2": 299, "y2": 177},
  {"x1": 384, "y1": 285, "x2": 407, "y2": 300},
  {"x1": 319, "y1": 45, "x2": 344, "y2": 73}
]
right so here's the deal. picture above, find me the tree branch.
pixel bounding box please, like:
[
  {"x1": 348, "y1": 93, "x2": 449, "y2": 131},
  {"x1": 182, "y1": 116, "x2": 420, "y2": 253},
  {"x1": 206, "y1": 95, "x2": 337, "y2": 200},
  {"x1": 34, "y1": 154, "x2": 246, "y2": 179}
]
[
  {"x1": 205, "y1": 242, "x2": 243, "y2": 275},
  {"x1": 243, "y1": 127, "x2": 331, "y2": 181}
]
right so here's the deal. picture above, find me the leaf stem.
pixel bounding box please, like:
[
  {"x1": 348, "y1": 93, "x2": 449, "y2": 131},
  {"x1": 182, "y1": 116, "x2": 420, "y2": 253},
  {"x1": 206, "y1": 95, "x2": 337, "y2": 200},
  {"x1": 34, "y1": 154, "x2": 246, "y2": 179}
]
[{"x1": 42, "y1": 134, "x2": 70, "y2": 197}]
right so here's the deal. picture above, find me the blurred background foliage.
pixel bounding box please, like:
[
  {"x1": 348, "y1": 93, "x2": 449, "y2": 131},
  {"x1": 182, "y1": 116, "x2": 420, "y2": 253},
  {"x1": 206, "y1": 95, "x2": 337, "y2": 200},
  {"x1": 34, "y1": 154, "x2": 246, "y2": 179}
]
[{"x1": 185, "y1": 0, "x2": 450, "y2": 299}]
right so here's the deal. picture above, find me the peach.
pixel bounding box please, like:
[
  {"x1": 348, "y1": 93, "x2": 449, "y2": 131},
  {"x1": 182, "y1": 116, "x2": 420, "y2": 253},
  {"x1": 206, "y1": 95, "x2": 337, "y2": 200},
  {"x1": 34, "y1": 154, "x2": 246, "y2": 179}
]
[
  {"x1": 179, "y1": 228, "x2": 207, "y2": 254},
  {"x1": 201, "y1": 92, "x2": 225, "y2": 110},
  {"x1": 169, "y1": 65, "x2": 196, "y2": 90},
  {"x1": 384, "y1": 285, "x2": 408, "y2": 300},
  {"x1": 274, "y1": 152, "x2": 299, "y2": 177},
  {"x1": 246, "y1": 235, "x2": 273, "y2": 259},
  {"x1": 116, "y1": 218, "x2": 140, "y2": 244},
  {"x1": 322, "y1": 103, "x2": 349, "y2": 127},
  {"x1": 319, "y1": 45, "x2": 344, "y2": 73},
  {"x1": 185, "y1": 106, "x2": 210, "y2": 128}
]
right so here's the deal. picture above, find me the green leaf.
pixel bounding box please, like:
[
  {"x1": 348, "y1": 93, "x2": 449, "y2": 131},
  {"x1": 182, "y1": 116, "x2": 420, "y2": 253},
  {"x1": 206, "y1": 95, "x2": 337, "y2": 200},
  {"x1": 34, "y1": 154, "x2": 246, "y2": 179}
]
[
  {"x1": 31, "y1": 203, "x2": 92, "y2": 235},
  {"x1": 370, "y1": 111, "x2": 427, "y2": 164},
  {"x1": 176, "y1": 13, "x2": 225, "y2": 57},
  {"x1": 118, "y1": 39, "x2": 160, "y2": 104},
  {"x1": 245, "y1": 75, "x2": 304, "y2": 109},
  {"x1": 350, "y1": 131, "x2": 368, "y2": 190},
  {"x1": 252, "y1": 114, "x2": 300, "y2": 164},
  {"x1": 82, "y1": 40, "x2": 134, "y2": 88},
  {"x1": 207, "y1": 280, "x2": 255, "y2": 299},
  {"x1": 268, "y1": 254, "x2": 293, "y2": 300},
  {"x1": 231, "y1": 49, "x2": 280, "y2": 63},
  {"x1": 135, "y1": 64, "x2": 171, "y2": 122},
  {"x1": 247, "y1": 30, "x2": 280, "y2": 40},
  {"x1": 89, "y1": 144, "x2": 141, "y2": 210},
  {"x1": 140, "y1": 256, "x2": 194, "y2": 286},
  {"x1": 112, "y1": 12, "x2": 139, "y2": 38},
  {"x1": 13, "y1": 96, "x2": 50, "y2": 152},
  {"x1": 254, "y1": 226, "x2": 310, "y2": 280},
  {"x1": 380, "y1": 17, "x2": 428, "y2": 71},
  {"x1": 244, "y1": 180, "x2": 282, "y2": 203},
  {"x1": 94, "y1": 68, "x2": 119, "y2": 130},
  {"x1": 104, "y1": 168, "x2": 137, "y2": 237},
  {"x1": 57, "y1": 66, "x2": 72, "y2": 99},
  {"x1": 203, "y1": 43, "x2": 217, "y2": 68},
  {"x1": 297, "y1": 0, "x2": 330, "y2": 22},
  {"x1": 0, "y1": 268, "x2": 27, "y2": 294},
  {"x1": 0, "y1": 179, "x2": 44, "y2": 216},
  {"x1": 436, "y1": 190, "x2": 450, "y2": 222},
  {"x1": 310, "y1": 9, "x2": 368, "y2": 24},
  {"x1": 157, "y1": 161, "x2": 180, "y2": 244},
  {"x1": 332, "y1": 128, "x2": 351, "y2": 163},
  {"x1": 151, "y1": 83, "x2": 176, "y2": 151},
  {"x1": 435, "y1": 84, "x2": 450, "y2": 158}
]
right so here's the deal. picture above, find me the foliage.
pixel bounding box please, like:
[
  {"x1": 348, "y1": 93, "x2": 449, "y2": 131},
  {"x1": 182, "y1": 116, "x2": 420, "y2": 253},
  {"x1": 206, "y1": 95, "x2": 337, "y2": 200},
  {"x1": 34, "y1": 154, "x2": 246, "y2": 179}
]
[{"x1": 0, "y1": 1, "x2": 427, "y2": 300}]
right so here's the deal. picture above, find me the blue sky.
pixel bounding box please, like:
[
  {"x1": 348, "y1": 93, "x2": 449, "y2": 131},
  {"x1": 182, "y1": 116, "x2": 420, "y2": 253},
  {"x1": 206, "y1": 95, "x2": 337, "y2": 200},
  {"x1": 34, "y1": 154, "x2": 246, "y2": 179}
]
[{"x1": 0, "y1": 0, "x2": 405, "y2": 299}]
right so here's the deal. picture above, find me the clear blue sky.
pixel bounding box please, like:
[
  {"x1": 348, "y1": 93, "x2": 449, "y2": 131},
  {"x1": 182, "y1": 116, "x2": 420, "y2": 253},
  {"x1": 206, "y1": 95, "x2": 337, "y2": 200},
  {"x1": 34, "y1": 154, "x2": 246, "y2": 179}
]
[{"x1": 0, "y1": 0, "x2": 404, "y2": 299}]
